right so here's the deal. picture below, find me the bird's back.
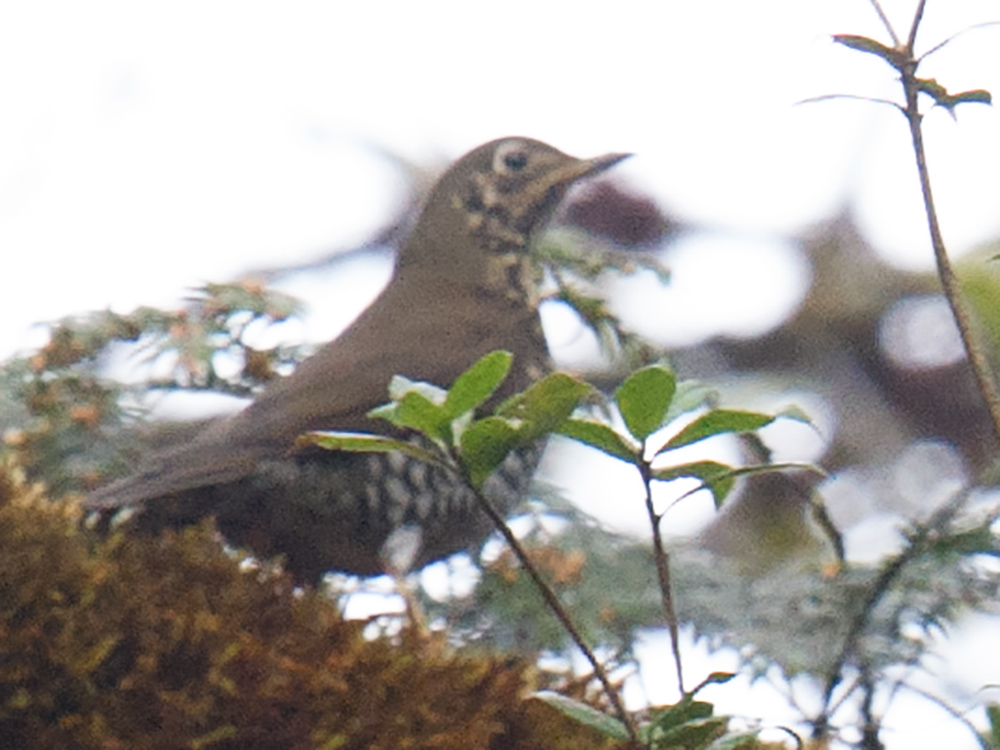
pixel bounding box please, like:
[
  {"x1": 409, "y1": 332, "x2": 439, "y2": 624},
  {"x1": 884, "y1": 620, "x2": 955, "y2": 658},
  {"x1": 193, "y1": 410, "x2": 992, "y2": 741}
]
[{"x1": 87, "y1": 268, "x2": 545, "y2": 511}]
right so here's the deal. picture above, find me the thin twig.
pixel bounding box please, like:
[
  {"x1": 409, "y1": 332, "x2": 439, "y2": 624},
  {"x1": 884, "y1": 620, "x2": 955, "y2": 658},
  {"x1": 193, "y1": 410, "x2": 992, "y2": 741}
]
[
  {"x1": 900, "y1": 683, "x2": 994, "y2": 750},
  {"x1": 858, "y1": 669, "x2": 883, "y2": 750},
  {"x1": 920, "y1": 21, "x2": 1000, "y2": 62},
  {"x1": 467, "y1": 472, "x2": 642, "y2": 746},
  {"x1": 868, "y1": 0, "x2": 900, "y2": 47},
  {"x1": 639, "y1": 459, "x2": 684, "y2": 696},
  {"x1": 796, "y1": 93, "x2": 901, "y2": 109},
  {"x1": 897, "y1": 5, "x2": 1000, "y2": 444},
  {"x1": 810, "y1": 2, "x2": 1000, "y2": 742},
  {"x1": 907, "y1": 0, "x2": 927, "y2": 52}
]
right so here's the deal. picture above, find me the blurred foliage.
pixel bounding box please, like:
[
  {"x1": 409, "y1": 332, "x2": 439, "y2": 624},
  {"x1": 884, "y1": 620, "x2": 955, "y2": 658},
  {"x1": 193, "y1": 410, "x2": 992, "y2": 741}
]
[
  {"x1": 0, "y1": 282, "x2": 306, "y2": 497},
  {"x1": 432, "y1": 499, "x2": 663, "y2": 657},
  {"x1": 958, "y1": 243, "x2": 1000, "y2": 356}
]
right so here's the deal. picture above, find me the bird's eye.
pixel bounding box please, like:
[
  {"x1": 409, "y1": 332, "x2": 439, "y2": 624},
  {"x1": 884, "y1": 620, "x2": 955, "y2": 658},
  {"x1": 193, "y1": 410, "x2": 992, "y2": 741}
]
[{"x1": 502, "y1": 151, "x2": 529, "y2": 172}]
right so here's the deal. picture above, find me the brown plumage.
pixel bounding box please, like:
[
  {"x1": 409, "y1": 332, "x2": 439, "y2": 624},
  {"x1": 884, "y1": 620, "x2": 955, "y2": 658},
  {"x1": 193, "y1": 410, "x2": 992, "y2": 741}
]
[{"x1": 87, "y1": 138, "x2": 629, "y2": 582}]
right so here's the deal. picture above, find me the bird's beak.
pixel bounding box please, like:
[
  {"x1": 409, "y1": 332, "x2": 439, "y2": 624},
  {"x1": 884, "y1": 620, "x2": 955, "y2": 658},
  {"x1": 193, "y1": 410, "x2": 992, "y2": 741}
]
[
  {"x1": 580, "y1": 154, "x2": 632, "y2": 177},
  {"x1": 585, "y1": 152, "x2": 632, "y2": 177},
  {"x1": 542, "y1": 152, "x2": 632, "y2": 196}
]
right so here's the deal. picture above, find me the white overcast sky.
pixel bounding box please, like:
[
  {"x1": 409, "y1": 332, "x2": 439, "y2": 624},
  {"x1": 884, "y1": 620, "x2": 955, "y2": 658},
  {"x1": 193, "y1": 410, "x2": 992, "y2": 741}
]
[
  {"x1": 2, "y1": 3, "x2": 1000, "y2": 747},
  {"x1": 2, "y1": 0, "x2": 999, "y2": 361}
]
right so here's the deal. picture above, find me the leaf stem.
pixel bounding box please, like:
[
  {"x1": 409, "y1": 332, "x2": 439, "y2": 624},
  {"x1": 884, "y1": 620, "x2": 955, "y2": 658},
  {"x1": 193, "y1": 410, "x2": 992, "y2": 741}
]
[
  {"x1": 464, "y1": 466, "x2": 642, "y2": 746},
  {"x1": 639, "y1": 458, "x2": 685, "y2": 697}
]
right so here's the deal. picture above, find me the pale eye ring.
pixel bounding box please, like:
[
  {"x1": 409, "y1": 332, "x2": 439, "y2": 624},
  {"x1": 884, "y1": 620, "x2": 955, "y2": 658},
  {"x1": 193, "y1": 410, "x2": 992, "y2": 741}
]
[{"x1": 494, "y1": 142, "x2": 530, "y2": 174}]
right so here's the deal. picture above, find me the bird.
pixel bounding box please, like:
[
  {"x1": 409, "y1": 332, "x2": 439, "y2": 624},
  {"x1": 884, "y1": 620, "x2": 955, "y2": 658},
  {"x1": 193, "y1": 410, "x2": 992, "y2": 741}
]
[{"x1": 87, "y1": 137, "x2": 630, "y2": 583}]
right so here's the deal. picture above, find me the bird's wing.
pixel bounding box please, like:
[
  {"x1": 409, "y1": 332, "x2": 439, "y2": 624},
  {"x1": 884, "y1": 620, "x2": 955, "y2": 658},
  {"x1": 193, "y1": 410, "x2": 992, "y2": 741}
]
[{"x1": 86, "y1": 274, "x2": 540, "y2": 510}]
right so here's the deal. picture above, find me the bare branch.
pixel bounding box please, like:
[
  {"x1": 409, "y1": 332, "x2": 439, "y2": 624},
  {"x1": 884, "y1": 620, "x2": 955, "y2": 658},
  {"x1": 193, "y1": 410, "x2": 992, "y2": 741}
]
[
  {"x1": 907, "y1": 0, "x2": 928, "y2": 52},
  {"x1": 868, "y1": 0, "x2": 901, "y2": 47},
  {"x1": 920, "y1": 21, "x2": 1000, "y2": 62}
]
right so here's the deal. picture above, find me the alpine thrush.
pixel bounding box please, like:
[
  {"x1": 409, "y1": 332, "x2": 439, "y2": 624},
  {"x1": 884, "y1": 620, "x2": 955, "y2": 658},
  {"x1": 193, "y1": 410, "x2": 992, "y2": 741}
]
[{"x1": 86, "y1": 137, "x2": 630, "y2": 582}]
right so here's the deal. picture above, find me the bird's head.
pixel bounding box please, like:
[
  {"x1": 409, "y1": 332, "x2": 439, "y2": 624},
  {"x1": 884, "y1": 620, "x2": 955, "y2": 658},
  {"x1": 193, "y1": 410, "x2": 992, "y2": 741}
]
[{"x1": 399, "y1": 137, "x2": 630, "y2": 300}]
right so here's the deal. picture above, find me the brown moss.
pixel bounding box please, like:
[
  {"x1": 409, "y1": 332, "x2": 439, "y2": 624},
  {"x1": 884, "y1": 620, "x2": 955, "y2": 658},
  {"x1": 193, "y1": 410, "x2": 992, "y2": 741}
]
[{"x1": 0, "y1": 460, "x2": 627, "y2": 750}]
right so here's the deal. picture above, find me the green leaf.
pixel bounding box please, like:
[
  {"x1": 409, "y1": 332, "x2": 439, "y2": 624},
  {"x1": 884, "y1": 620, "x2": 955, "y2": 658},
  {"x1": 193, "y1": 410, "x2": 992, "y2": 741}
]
[
  {"x1": 367, "y1": 402, "x2": 396, "y2": 421},
  {"x1": 776, "y1": 404, "x2": 814, "y2": 425},
  {"x1": 832, "y1": 34, "x2": 906, "y2": 68},
  {"x1": 654, "y1": 717, "x2": 728, "y2": 749},
  {"x1": 558, "y1": 418, "x2": 640, "y2": 464},
  {"x1": 300, "y1": 431, "x2": 446, "y2": 469},
  {"x1": 648, "y1": 698, "x2": 714, "y2": 734},
  {"x1": 532, "y1": 691, "x2": 631, "y2": 741},
  {"x1": 371, "y1": 376, "x2": 451, "y2": 438},
  {"x1": 918, "y1": 77, "x2": 992, "y2": 114},
  {"x1": 393, "y1": 391, "x2": 451, "y2": 442},
  {"x1": 652, "y1": 461, "x2": 735, "y2": 509},
  {"x1": 662, "y1": 410, "x2": 774, "y2": 452},
  {"x1": 497, "y1": 372, "x2": 589, "y2": 440},
  {"x1": 652, "y1": 460, "x2": 732, "y2": 484},
  {"x1": 614, "y1": 365, "x2": 676, "y2": 441},
  {"x1": 986, "y1": 703, "x2": 1000, "y2": 749},
  {"x1": 460, "y1": 416, "x2": 520, "y2": 488},
  {"x1": 692, "y1": 671, "x2": 737, "y2": 693},
  {"x1": 646, "y1": 698, "x2": 725, "y2": 747},
  {"x1": 653, "y1": 461, "x2": 823, "y2": 510},
  {"x1": 443, "y1": 350, "x2": 512, "y2": 418}
]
